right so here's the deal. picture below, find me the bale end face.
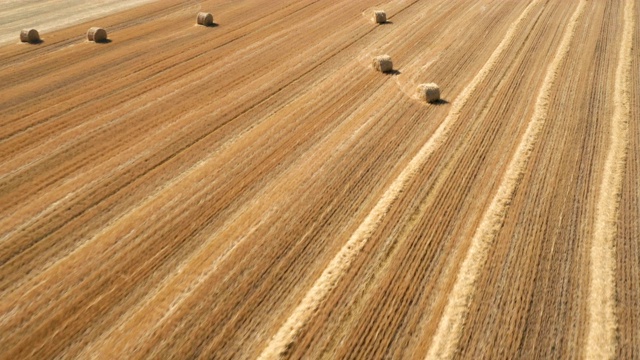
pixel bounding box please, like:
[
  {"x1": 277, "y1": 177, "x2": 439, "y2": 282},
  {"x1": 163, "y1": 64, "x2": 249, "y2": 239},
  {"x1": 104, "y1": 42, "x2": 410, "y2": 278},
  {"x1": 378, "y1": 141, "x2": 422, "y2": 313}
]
[
  {"x1": 20, "y1": 29, "x2": 40, "y2": 43},
  {"x1": 417, "y1": 83, "x2": 441, "y2": 103},
  {"x1": 87, "y1": 27, "x2": 107, "y2": 42},
  {"x1": 372, "y1": 55, "x2": 393, "y2": 73},
  {"x1": 373, "y1": 11, "x2": 387, "y2": 24},
  {"x1": 197, "y1": 12, "x2": 214, "y2": 26}
]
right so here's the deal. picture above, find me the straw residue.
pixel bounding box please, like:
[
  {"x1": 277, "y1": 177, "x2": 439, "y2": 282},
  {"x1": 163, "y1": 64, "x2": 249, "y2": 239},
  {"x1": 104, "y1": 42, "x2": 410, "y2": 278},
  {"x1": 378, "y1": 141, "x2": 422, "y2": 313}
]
[
  {"x1": 426, "y1": 2, "x2": 587, "y2": 359},
  {"x1": 258, "y1": 2, "x2": 543, "y2": 358},
  {"x1": 586, "y1": 0, "x2": 634, "y2": 358}
]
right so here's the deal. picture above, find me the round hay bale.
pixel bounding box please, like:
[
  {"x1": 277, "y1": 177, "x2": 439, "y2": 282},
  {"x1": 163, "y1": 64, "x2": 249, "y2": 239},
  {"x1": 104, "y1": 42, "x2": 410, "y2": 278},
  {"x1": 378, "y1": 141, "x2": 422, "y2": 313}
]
[
  {"x1": 20, "y1": 29, "x2": 40, "y2": 43},
  {"x1": 417, "y1": 83, "x2": 441, "y2": 103},
  {"x1": 372, "y1": 55, "x2": 393, "y2": 73},
  {"x1": 373, "y1": 10, "x2": 387, "y2": 24},
  {"x1": 87, "y1": 27, "x2": 107, "y2": 42},
  {"x1": 197, "y1": 12, "x2": 214, "y2": 26}
]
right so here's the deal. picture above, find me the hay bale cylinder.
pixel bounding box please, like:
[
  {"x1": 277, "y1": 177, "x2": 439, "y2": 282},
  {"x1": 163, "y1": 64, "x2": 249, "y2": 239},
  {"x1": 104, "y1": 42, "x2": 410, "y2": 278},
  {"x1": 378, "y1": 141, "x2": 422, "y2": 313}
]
[
  {"x1": 372, "y1": 55, "x2": 393, "y2": 73},
  {"x1": 197, "y1": 12, "x2": 214, "y2": 26},
  {"x1": 87, "y1": 27, "x2": 107, "y2": 42},
  {"x1": 373, "y1": 10, "x2": 387, "y2": 24},
  {"x1": 20, "y1": 29, "x2": 40, "y2": 43},
  {"x1": 417, "y1": 83, "x2": 441, "y2": 103}
]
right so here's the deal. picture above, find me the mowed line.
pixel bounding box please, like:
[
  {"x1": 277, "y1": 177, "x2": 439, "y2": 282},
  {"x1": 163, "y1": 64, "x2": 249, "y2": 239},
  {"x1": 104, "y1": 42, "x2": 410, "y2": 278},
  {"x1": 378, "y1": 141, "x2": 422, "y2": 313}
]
[
  {"x1": 586, "y1": 0, "x2": 635, "y2": 358},
  {"x1": 425, "y1": 1, "x2": 587, "y2": 359},
  {"x1": 258, "y1": 1, "x2": 543, "y2": 358}
]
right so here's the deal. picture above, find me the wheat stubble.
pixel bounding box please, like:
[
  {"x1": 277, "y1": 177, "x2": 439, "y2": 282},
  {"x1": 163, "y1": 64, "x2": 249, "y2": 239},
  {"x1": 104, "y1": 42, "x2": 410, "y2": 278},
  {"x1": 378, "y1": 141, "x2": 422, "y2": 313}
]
[{"x1": 425, "y1": 2, "x2": 587, "y2": 359}]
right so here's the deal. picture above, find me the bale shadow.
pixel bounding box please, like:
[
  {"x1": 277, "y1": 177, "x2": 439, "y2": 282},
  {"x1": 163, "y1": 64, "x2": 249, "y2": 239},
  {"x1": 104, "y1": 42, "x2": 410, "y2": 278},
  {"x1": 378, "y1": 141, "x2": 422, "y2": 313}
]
[
  {"x1": 379, "y1": 21, "x2": 394, "y2": 25},
  {"x1": 27, "y1": 39, "x2": 44, "y2": 45},
  {"x1": 429, "y1": 99, "x2": 449, "y2": 106},
  {"x1": 96, "y1": 39, "x2": 112, "y2": 44},
  {"x1": 384, "y1": 69, "x2": 402, "y2": 76},
  {"x1": 205, "y1": 22, "x2": 219, "y2": 27}
]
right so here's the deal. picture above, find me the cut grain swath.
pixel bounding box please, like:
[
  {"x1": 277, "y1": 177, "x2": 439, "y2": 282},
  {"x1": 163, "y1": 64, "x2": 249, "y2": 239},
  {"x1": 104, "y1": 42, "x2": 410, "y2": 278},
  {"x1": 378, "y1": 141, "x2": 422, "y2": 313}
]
[
  {"x1": 425, "y1": 2, "x2": 587, "y2": 359},
  {"x1": 258, "y1": 2, "x2": 543, "y2": 358},
  {"x1": 585, "y1": 0, "x2": 635, "y2": 358}
]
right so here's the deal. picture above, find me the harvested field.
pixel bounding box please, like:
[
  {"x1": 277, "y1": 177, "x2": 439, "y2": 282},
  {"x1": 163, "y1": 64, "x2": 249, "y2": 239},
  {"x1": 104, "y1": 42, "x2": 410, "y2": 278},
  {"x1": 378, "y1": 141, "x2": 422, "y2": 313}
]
[{"x1": 0, "y1": 0, "x2": 638, "y2": 359}]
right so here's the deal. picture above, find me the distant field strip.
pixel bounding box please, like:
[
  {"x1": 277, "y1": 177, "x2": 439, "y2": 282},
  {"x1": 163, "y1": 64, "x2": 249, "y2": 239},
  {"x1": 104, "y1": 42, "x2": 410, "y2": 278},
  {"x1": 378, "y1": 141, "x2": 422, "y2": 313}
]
[
  {"x1": 0, "y1": 0, "x2": 159, "y2": 45},
  {"x1": 425, "y1": 1, "x2": 587, "y2": 359},
  {"x1": 586, "y1": 0, "x2": 635, "y2": 358},
  {"x1": 258, "y1": 2, "x2": 543, "y2": 358}
]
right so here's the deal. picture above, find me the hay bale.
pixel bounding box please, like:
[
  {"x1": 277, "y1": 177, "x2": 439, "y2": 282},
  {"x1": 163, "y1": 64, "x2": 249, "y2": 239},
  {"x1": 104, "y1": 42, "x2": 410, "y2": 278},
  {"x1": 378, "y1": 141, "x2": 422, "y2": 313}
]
[
  {"x1": 373, "y1": 10, "x2": 387, "y2": 24},
  {"x1": 87, "y1": 27, "x2": 107, "y2": 42},
  {"x1": 417, "y1": 83, "x2": 441, "y2": 103},
  {"x1": 372, "y1": 55, "x2": 393, "y2": 73},
  {"x1": 197, "y1": 12, "x2": 214, "y2": 26},
  {"x1": 20, "y1": 29, "x2": 40, "y2": 43}
]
